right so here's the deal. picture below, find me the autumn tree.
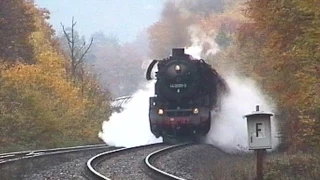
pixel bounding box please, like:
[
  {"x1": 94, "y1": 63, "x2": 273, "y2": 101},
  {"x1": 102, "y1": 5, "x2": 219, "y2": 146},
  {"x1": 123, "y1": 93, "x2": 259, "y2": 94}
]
[
  {"x1": 165, "y1": 0, "x2": 319, "y2": 151},
  {"x1": 0, "y1": 0, "x2": 36, "y2": 63},
  {"x1": 0, "y1": 1, "x2": 111, "y2": 152},
  {"x1": 215, "y1": 0, "x2": 320, "y2": 151}
]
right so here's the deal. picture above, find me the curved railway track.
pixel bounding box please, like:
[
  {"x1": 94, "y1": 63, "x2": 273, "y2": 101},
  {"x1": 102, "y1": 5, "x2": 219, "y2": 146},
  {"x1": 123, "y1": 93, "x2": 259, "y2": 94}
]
[
  {"x1": 0, "y1": 144, "x2": 109, "y2": 164},
  {"x1": 0, "y1": 144, "x2": 116, "y2": 180},
  {"x1": 145, "y1": 143, "x2": 191, "y2": 180},
  {"x1": 86, "y1": 143, "x2": 192, "y2": 180}
]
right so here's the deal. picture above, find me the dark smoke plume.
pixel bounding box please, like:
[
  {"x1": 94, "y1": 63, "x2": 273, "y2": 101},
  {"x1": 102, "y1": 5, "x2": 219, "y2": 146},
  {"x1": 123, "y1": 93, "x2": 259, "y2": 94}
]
[
  {"x1": 161, "y1": 1, "x2": 193, "y2": 47},
  {"x1": 148, "y1": 0, "x2": 226, "y2": 58},
  {"x1": 177, "y1": 0, "x2": 225, "y2": 15},
  {"x1": 148, "y1": 1, "x2": 194, "y2": 58}
]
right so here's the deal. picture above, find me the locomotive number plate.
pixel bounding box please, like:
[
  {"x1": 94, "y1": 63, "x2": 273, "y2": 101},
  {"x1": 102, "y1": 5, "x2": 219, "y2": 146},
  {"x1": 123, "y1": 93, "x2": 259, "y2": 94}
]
[{"x1": 170, "y1": 84, "x2": 187, "y2": 88}]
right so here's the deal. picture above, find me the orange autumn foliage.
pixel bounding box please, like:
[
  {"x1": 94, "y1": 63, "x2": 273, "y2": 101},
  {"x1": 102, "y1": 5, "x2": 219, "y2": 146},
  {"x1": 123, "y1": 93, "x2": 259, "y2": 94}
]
[{"x1": 0, "y1": 0, "x2": 111, "y2": 152}]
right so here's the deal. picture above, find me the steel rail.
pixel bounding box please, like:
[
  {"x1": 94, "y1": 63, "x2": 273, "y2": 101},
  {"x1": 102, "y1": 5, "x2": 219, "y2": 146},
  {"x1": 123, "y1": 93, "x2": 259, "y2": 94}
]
[
  {"x1": 145, "y1": 143, "x2": 192, "y2": 180},
  {"x1": 1, "y1": 144, "x2": 116, "y2": 180},
  {"x1": 0, "y1": 143, "x2": 107, "y2": 157},
  {"x1": 86, "y1": 143, "x2": 165, "y2": 180},
  {"x1": 0, "y1": 144, "x2": 109, "y2": 164}
]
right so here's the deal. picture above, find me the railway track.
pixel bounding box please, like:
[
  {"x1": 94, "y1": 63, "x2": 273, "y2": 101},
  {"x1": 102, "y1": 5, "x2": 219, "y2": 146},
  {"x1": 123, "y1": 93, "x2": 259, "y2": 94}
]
[
  {"x1": 0, "y1": 144, "x2": 116, "y2": 180},
  {"x1": 145, "y1": 143, "x2": 191, "y2": 180},
  {"x1": 86, "y1": 142, "x2": 192, "y2": 180},
  {"x1": 0, "y1": 144, "x2": 109, "y2": 164}
]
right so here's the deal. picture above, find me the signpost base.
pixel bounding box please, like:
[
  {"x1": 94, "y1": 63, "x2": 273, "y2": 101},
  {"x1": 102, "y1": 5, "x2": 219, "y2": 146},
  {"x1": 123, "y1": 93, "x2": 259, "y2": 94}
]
[{"x1": 255, "y1": 149, "x2": 266, "y2": 180}]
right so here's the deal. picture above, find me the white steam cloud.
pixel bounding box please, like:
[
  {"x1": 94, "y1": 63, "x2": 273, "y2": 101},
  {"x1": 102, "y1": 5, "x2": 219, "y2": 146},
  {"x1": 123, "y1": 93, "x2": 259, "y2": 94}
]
[
  {"x1": 186, "y1": 25, "x2": 220, "y2": 58},
  {"x1": 99, "y1": 25, "x2": 279, "y2": 153},
  {"x1": 204, "y1": 74, "x2": 279, "y2": 153},
  {"x1": 98, "y1": 82, "x2": 162, "y2": 148},
  {"x1": 186, "y1": 25, "x2": 279, "y2": 153},
  {"x1": 98, "y1": 73, "x2": 279, "y2": 152}
]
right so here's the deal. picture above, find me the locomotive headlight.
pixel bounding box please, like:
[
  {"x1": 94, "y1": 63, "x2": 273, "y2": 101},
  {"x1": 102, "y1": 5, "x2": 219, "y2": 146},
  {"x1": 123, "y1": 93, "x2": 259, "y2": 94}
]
[
  {"x1": 158, "y1": 109, "x2": 164, "y2": 115},
  {"x1": 193, "y1": 108, "x2": 199, "y2": 114},
  {"x1": 175, "y1": 65, "x2": 181, "y2": 71}
]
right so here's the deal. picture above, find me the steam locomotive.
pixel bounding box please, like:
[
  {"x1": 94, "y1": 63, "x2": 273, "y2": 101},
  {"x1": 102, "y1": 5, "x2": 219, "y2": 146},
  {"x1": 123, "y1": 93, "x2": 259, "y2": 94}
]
[{"x1": 146, "y1": 48, "x2": 228, "y2": 143}]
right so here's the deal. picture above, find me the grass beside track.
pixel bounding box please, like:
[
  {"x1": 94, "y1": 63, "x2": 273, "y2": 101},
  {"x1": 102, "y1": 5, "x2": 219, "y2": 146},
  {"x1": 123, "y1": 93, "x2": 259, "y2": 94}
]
[{"x1": 206, "y1": 151, "x2": 320, "y2": 180}]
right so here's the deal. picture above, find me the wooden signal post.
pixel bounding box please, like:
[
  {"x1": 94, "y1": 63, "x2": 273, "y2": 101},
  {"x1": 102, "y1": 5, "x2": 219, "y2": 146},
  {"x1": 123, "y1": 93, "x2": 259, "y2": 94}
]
[{"x1": 244, "y1": 105, "x2": 273, "y2": 180}]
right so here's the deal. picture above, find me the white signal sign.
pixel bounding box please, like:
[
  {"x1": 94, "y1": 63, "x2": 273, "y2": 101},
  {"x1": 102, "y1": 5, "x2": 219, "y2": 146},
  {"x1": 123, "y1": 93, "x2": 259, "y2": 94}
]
[{"x1": 244, "y1": 110, "x2": 273, "y2": 150}]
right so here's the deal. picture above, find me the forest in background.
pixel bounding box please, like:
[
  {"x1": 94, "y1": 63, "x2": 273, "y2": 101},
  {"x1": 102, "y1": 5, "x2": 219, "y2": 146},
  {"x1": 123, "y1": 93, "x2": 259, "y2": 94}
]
[
  {"x1": 0, "y1": 0, "x2": 149, "y2": 152},
  {"x1": 56, "y1": 22, "x2": 148, "y2": 98},
  {"x1": 0, "y1": 0, "x2": 114, "y2": 151},
  {"x1": 147, "y1": 0, "x2": 319, "y2": 178},
  {"x1": 0, "y1": 0, "x2": 319, "y2": 177}
]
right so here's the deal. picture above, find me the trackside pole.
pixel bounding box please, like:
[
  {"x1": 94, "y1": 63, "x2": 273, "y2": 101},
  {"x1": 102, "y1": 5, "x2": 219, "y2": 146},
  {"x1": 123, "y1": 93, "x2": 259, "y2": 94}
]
[
  {"x1": 244, "y1": 105, "x2": 273, "y2": 180},
  {"x1": 256, "y1": 149, "x2": 266, "y2": 180}
]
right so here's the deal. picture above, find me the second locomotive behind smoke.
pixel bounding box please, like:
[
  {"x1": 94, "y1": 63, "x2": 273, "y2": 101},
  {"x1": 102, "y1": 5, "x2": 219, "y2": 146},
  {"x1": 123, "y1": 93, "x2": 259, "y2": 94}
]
[{"x1": 146, "y1": 48, "x2": 228, "y2": 143}]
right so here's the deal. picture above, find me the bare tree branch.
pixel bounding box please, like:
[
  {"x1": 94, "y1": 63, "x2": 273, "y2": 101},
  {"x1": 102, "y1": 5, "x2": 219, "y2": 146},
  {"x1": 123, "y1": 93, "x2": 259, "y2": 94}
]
[
  {"x1": 60, "y1": 23, "x2": 72, "y2": 52},
  {"x1": 60, "y1": 17, "x2": 94, "y2": 84},
  {"x1": 75, "y1": 37, "x2": 93, "y2": 70},
  {"x1": 74, "y1": 41, "x2": 87, "y2": 58}
]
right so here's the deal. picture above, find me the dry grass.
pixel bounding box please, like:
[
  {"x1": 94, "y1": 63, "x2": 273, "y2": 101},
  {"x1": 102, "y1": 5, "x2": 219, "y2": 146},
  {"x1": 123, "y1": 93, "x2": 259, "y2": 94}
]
[{"x1": 204, "y1": 151, "x2": 320, "y2": 180}]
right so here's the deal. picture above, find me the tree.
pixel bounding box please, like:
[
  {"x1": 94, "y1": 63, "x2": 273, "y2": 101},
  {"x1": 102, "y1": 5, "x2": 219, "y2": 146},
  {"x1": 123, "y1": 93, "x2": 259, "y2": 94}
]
[
  {"x1": 60, "y1": 17, "x2": 93, "y2": 81},
  {"x1": 0, "y1": 0, "x2": 36, "y2": 64},
  {"x1": 227, "y1": 0, "x2": 320, "y2": 151},
  {"x1": 0, "y1": 2, "x2": 111, "y2": 151}
]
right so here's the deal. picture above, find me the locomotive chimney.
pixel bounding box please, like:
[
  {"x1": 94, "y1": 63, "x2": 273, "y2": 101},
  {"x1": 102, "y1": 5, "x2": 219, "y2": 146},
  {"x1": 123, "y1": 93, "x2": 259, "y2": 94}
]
[{"x1": 172, "y1": 48, "x2": 185, "y2": 56}]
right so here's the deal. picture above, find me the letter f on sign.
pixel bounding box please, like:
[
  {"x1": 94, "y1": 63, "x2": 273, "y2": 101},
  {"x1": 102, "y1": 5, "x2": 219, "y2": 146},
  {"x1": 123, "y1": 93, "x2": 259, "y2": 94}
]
[{"x1": 256, "y1": 123, "x2": 262, "y2": 137}]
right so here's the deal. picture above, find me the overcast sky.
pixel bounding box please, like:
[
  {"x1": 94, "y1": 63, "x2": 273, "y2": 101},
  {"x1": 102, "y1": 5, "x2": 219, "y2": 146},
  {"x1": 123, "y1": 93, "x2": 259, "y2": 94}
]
[{"x1": 34, "y1": 0, "x2": 163, "y2": 43}]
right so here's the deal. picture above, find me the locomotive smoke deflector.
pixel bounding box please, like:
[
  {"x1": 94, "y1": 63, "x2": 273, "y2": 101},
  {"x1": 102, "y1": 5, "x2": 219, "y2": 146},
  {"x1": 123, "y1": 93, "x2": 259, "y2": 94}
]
[{"x1": 146, "y1": 59, "x2": 158, "y2": 80}]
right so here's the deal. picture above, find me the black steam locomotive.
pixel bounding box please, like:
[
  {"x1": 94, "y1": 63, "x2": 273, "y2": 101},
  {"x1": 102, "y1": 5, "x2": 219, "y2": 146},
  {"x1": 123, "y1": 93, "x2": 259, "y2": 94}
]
[{"x1": 146, "y1": 48, "x2": 228, "y2": 143}]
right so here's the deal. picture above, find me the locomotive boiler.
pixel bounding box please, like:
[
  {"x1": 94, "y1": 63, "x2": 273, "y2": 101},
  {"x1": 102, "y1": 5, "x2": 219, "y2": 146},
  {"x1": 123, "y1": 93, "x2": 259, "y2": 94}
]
[{"x1": 146, "y1": 48, "x2": 228, "y2": 143}]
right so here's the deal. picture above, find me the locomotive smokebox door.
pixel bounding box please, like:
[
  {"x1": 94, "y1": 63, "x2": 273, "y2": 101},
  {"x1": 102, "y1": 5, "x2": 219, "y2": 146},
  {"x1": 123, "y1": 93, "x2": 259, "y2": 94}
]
[{"x1": 244, "y1": 106, "x2": 273, "y2": 150}]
